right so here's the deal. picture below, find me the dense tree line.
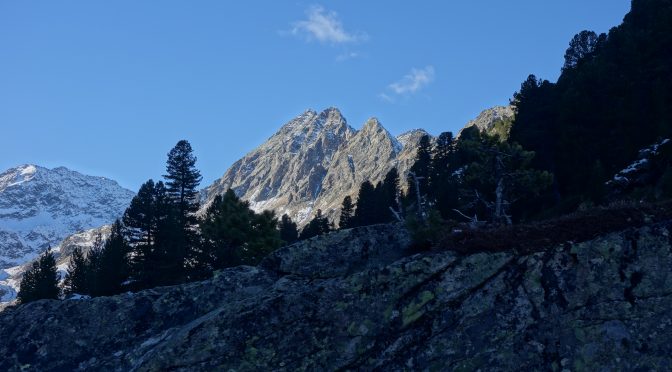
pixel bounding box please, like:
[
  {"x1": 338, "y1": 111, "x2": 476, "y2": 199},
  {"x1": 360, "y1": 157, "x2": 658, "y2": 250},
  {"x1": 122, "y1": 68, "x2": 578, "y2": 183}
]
[
  {"x1": 17, "y1": 248, "x2": 60, "y2": 304},
  {"x1": 509, "y1": 0, "x2": 672, "y2": 212},
  {"x1": 18, "y1": 140, "x2": 284, "y2": 303}
]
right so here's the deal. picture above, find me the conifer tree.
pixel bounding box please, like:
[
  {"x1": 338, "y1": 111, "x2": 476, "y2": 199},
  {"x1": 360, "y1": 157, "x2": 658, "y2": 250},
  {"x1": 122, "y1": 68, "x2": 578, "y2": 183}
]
[
  {"x1": 18, "y1": 248, "x2": 60, "y2": 304},
  {"x1": 199, "y1": 189, "x2": 283, "y2": 274},
  {"x1": 63, "y1": 247, "x2": 89, "y2": 296},
  {"x1": 456, "y1": 131, "x2": 552, "y2": 225},
  {"x1": 563, "y1": 30, "x2": 599, "y2": 70},
  {"x1": 299, "y1": 209, "x2": 331, "y2": 240},
  {"x1": 279, "y1": 214, "x2": 299, "y2": 244},
  {"x1": 200, "y1": 191, "x2": 251, "y2": 271},
  {"x1": 352, "y1": 181, "x2": 377, "y2": 227},
  {"x1": 96, "y1": 220, "x2": 130, "y2": 296},
  {"x1": 123, "y1": 180, "x2": 158, "y2": 248},
  {"x1": 406, "y1": 134, "x2": 432, "y2": 199},
  {"x1": 380, "y1": 168, "x2": 401, "y2": 222},
  {"x1": 429, "y1": 132, "x2": 460, "y2": 219},
  {"x1": 338, "y1": 195, "x2": 354, "y2": 229},
  {"x1": 85, "y1": 233, "x2": 105, "y2": 296},
  {"x1": 164, "y1": 140, "x2": 202, "y2": 282},
  {"x1": 123, "y1": 180, "x2": 175, "y2": 289},
  {"x1": 243, "y1": 210, "x2": 282, "y2": 265}
]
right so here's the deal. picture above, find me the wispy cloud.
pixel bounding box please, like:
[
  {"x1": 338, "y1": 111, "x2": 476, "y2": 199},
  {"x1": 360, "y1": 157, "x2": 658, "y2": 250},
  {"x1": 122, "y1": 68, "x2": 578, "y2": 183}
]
[
  {"x1": 380, "y1": 66, "x2": 435, "y2": 102},
  {"x1": 336, "y1": 51, "x2": 359, "y2": 62},
  {"x1": 389, "y1": 66, "x2": 435, "y2": 94},
  {"x1": 290, "y1": 6, "x2": 366, "y2": 45}
]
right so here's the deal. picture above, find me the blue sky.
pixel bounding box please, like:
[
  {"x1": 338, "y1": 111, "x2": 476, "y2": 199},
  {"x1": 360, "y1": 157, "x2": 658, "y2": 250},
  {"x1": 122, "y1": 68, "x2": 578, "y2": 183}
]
[{"x1": 0, "y1": 1, "x2": 631, "y2": 191}]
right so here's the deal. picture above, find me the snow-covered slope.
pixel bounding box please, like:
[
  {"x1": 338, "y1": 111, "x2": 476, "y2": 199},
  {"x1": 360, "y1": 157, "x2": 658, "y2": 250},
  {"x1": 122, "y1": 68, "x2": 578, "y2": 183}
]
[
  {"x1": 0, "y1": 165, "x2": 134, "y2": 269},
  {"x1": 0, "y1": 225, "x2": 111, "y2": 307}
]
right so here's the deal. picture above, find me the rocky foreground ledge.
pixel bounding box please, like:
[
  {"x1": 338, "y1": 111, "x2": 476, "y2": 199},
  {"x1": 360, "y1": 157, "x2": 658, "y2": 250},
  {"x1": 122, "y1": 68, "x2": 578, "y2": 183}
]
[{"x1": 1, "y1": 222, "x2": 671, "y2": 371}]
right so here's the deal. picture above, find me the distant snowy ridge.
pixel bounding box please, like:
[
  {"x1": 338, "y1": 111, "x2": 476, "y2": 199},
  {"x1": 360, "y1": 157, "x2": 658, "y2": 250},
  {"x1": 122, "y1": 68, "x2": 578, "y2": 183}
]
[
  {"x1": 0, "y1": 164, "x2": 134, "y2": 305},
  {"x1": 0, "y1": 225, "x2": 111, "y2": 308}
]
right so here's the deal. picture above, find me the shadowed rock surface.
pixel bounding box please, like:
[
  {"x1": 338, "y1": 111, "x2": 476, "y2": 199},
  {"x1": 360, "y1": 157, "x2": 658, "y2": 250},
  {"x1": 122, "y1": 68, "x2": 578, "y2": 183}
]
[{"x1": 1, "y1": 221, "x2": 671, "y2": 371}]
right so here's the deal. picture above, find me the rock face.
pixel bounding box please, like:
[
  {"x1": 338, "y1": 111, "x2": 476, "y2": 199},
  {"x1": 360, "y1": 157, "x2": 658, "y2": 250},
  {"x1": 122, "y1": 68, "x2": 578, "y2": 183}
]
[
  {"x1": 2, "y1": 221, "x2": 671, "y2": 371},
  {"x1": 458, "y1": 105, "x2": 514, "y2": 137},
  {"x1": 202, "y1": 108, "x2": 426, "y2": 226},
  {"x1": 203, "y1": 107, "x2": 514, "y2": 227},
  {"x1": 0, "y1": 165, "x2": 134, "y2": 270}
]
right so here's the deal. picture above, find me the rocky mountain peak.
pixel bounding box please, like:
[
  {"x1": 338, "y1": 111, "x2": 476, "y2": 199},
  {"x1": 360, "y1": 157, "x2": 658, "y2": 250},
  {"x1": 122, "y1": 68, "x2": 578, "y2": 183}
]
[
  {"x1": 0, "y1": 165, "x2": 38, "y2": 192},
  {"x1": 203, "y1": 106, "x2": 510, "y2": 226},
  {"x1": 318, "y1": 106, "x2": 344, "y2": 121},
  {"x1": 459, "y1": 105, "x2": 515, "y2": 137},
  {"x1": 202, "y1": 108, "x2": 417, "y2": 225},
  {"x1": 396, "y1": 129, "x2": 430, "y2": 147},
  {"x1": 360, "y1": 117, "x2": 387, "y2": 136}
]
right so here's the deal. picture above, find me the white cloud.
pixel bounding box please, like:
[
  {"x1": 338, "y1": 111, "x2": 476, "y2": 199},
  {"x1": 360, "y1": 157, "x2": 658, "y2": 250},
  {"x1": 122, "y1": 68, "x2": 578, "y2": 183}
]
[
  {"x1": 387, "y1": 66, "x2": 435, "y2": 95},
  {"x1": 290, "y1": 6, "x2": 365, "y2": 45},
  {"x1": 336, "y1": 51, "x2": 359, "y2": 62}
]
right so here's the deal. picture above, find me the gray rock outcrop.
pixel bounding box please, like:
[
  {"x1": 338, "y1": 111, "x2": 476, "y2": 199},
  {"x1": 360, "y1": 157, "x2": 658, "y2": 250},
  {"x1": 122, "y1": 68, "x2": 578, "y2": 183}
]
[{"x1": 1, "y1": 220, "x2": 671, "y2": 371}]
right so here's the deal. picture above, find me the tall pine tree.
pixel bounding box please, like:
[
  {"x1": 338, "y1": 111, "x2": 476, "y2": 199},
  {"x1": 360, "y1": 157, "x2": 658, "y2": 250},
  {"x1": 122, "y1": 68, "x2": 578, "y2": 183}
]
[
  {"x1": 123, "y1": 179, "x2": 175, "y2": 289},
  {"x1": 380, "y1": 167, "x2": 401, "y2": 223},
  {"x1": 279, "y1": 214, "x2": 299, "y2": 244},
  {"x1": 429, "y1": 132, "x2": 460, "y2": 219},
  {"x1": 404, "y1": 134, "x2": 432, "y2": 213},
  {"x1": 299, "y1": 209, "x2": 331, "y2": 240},
  {"x1": 351, "y1": 181, "x2": 377, "y2": 227},
  {"x1": 199, "y1": 189, "x2": 283, "y2": 273},
  {"x1": 338, "y1": 195, "x2": 354, "y2": 229},
  {"x1": 63, "y1": 246, "x2": 89, "y2": 296},
  {"x1": 164, "y1": 140, "x2": 202, "y2": 282},
  {"x1": 18, "y1": 248, "x2": 60, "y2": 304},
  {"x1": 95, "y1": 220, "x2": 130, "y2": 296}
]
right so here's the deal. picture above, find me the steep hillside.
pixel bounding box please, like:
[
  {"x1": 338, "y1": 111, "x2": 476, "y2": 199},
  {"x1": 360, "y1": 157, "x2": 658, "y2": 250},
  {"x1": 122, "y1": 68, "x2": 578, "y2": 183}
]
[{"x1": 1, "y1": 219, "x2": 670, "y2": 370}]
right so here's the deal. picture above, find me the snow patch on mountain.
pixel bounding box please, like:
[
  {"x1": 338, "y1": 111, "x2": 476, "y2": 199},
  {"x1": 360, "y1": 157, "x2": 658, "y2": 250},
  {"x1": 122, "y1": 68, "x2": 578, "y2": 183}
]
[
  {"x1": 0, "y1": 164, "x2": 134, "y2": 270},
  {"x1": 0, "y1": 225, "x2": 111, "y2": 307}
]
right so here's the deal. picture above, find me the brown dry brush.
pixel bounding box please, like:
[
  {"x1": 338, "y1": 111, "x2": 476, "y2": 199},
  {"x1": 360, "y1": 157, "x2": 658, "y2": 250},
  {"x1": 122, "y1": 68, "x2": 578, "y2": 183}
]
[{"x1": 437, "y1": 200, "x2": 672, "y2": 255}]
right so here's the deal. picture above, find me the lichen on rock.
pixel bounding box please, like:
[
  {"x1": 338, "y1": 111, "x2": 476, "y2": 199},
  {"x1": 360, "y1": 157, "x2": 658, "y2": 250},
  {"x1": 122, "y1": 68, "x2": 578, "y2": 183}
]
[{"x1": 1, "y1": 222, "x2": 671, "y2": 371}]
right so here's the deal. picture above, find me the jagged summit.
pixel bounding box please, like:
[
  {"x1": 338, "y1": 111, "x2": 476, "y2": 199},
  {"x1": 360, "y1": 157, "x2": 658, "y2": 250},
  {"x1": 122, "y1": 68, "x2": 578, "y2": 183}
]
[
  {"x1": 0, "y1": 165, "x2": 38, "y2": 191},
  {"x1": 202, "y1": 108, "x2": 414, "y2": 225},
  {"x1": 202, "y1": 106, "x2": 510, "y2": 226}
]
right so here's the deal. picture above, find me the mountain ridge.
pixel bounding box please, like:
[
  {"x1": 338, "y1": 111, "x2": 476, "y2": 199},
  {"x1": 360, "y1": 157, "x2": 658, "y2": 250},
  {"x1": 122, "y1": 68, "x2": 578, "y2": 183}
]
[
  {"x1": 202, "y1": 106, "x2": 514, "y2": 226},
  {"x1": 0, "y1": 165, "x2": 134, "y2": 303}
]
